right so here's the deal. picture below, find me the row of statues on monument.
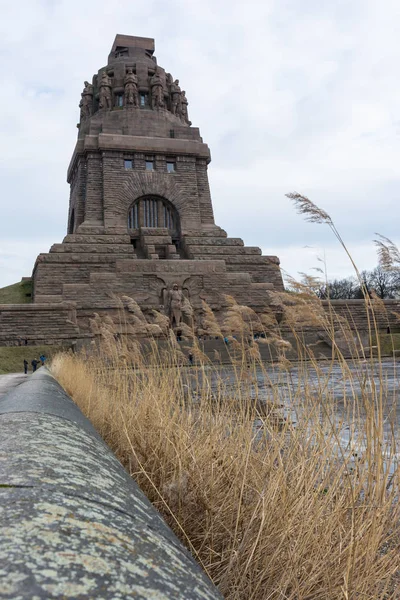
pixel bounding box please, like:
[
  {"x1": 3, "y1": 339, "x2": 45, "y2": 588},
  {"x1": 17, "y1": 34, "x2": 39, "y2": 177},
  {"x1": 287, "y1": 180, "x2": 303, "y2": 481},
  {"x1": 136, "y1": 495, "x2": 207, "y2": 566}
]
[{"x1": 79, "y1": 68, "x2": 190, "y2": 124}]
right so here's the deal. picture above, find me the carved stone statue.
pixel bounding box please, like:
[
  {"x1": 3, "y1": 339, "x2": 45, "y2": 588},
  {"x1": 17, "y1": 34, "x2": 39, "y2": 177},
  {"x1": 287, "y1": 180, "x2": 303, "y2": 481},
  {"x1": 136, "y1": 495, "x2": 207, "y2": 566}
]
[
  {"x1": 124, "y1": 68, "x2": 139, "y2": 107},
  {"x1": 170, "y1": 79, "x2": 182, "y2": 116},
  {"x1": 99, "y1": 71, "x2": 112, "y2": 109},
  {"x1": 79, "y1": 81, "x2": 93, "y2": 120},
  {"x1": 150, "y1": 67, "x2": 164, "y2": 109},
  {"x1": 79, "y1": 97, "x2": 85, "y2": 121},
  {"x1": 180, "y1": 90, "x2": 191, "y2": 125},
  {"x1": 167, "y1": 283, "x2": 184, "y2": 327},
  {"x1": 166, "y1": 73, "x2": 173, "y2": 88}
]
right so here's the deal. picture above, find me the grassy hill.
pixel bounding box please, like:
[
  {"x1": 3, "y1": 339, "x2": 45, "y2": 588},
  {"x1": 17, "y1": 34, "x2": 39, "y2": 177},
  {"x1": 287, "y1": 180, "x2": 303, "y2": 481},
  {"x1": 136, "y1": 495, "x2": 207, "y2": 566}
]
[
  {"x1": 0, "y1": 346, "x2": 62, "y2": 374},
  {"x1": 0, "y1": 280, "x2": 32, "y2": 304}
]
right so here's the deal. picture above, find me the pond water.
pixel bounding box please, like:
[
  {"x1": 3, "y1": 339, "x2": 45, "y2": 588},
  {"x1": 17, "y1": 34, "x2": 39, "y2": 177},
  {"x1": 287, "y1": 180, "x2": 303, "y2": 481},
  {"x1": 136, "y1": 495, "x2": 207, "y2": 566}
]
[{"x1": 201, "y1": 359, "x2": 400, "y2": 475}]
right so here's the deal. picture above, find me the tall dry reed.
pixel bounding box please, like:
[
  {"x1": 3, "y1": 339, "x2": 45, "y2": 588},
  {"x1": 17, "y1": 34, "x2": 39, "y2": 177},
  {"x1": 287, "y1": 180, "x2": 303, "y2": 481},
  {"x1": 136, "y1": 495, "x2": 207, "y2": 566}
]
[{"x1": 52, "y1": 328, "x2": 399, "y2": 599}]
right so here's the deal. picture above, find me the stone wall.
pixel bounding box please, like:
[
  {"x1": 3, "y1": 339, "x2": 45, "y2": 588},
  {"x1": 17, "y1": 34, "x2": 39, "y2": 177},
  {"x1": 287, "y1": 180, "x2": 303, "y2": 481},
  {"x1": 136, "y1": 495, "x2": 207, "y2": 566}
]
[
  {"x1": 325, "y1": 299, "x2": 400, "y2": 331},
  {"x1": 0, "y1": 303, "x2": 81, "y2": 345}
]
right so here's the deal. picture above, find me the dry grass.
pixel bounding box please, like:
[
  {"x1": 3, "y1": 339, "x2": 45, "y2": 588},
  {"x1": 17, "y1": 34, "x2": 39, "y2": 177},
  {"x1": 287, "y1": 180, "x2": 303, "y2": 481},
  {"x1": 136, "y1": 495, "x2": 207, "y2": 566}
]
[{"x1": 52, "y1": 327, "x2": 400, "y2": 599}]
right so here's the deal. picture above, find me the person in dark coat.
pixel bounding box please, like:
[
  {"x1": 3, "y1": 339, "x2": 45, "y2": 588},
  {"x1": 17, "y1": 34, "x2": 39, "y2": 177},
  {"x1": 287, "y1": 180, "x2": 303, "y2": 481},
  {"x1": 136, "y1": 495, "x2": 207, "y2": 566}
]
[
  {"x1": 23, "y1": 359, "x2": 28, "y2": 375},
  {"x1": 188, "y1": 351, "x2": 194, "y2": 366},
  {"x1": 31, "y1": 359, "x2": 39, "y2": 372}
]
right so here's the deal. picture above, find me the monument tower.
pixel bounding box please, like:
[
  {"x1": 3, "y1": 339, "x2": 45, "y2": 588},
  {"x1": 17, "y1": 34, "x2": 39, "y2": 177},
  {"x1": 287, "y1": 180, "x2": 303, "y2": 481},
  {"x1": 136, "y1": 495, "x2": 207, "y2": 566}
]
[{"x1": 31, "y1": 34, "x2": 283, "y2": 336}]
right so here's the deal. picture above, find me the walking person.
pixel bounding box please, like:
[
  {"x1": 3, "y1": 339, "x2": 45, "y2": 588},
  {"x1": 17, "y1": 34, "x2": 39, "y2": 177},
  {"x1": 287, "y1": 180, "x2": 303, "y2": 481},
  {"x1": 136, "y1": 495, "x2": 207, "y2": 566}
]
[
  {"x1": 23, "y1": 359, "x2": 28, "y2": 375},
  {"x1": 39, "y1": 354, "x2": 46, "y2": 366},
  {"x1": 31, "y1": 358, "x2": 39, "y2": 373},
  {"x1": 188, "y1": 351, "x2": 194, "y2": 366}
]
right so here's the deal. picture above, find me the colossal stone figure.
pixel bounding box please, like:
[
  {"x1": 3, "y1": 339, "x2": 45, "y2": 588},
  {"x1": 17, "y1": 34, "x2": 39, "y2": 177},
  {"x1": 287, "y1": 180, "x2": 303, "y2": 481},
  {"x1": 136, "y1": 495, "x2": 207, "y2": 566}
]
[
  {"x1": 150, "y1": 67, "x2": 164, "y2": 109},
  {"x1": 167, "y1": 283, "x2": 184, "y2": 327},
  {"x1": 170, "y1": 79, "x2": 182, "y2": 116},
  {"x1": 124, "y1": 67, "x2": 139, "y2": 107},
  {"x1": 79, "y1": 81, "x2": 93, "y2": 120},
  {"x1": 180, "y1": 90, "x2": 191, "y2": 125},
  {"x1": 99, "y1": 71, "x2": 112, "y2": 109}
]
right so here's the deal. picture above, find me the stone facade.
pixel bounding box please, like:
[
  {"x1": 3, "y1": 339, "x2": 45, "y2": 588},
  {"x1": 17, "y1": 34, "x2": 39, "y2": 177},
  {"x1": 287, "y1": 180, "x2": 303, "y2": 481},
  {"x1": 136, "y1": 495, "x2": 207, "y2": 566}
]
[{"x1": 28, "y1": 34, "x2": 284, "y2": 339}]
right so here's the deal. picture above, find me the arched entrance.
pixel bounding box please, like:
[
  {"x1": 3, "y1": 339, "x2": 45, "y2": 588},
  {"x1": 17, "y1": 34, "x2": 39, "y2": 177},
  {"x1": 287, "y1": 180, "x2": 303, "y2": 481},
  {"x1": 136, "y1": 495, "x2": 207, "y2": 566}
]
[
  {"x1": 128, "y1": 196, "x2": 178, "y2": 232},
  {"x1": 127, "y1": 196, "x2": 182, "y2": 259}
]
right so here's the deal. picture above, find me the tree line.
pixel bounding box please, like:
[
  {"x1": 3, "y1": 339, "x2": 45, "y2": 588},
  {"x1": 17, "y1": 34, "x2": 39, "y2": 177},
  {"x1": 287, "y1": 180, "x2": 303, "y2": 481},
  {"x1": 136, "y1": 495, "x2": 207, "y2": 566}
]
[{"x1": 317, "y1": 267, "x2": 400, "y2": 299}]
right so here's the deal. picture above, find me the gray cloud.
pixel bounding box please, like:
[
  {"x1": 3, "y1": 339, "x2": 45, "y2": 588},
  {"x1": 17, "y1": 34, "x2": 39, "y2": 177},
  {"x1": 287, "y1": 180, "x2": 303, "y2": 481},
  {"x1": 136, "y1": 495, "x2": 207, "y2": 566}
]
[{"x1": 0, "y1": 0, "x2": 399, "y2": 286}]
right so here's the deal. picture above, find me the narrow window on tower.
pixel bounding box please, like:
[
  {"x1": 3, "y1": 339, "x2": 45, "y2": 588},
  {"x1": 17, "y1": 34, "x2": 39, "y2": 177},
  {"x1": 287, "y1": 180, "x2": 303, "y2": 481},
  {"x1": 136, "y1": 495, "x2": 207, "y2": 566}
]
[
  {"x1": 124, "y1": 159, "x2": 133, "y2": 169},
  {"x1": 145, "y1": 156, "x2": 154, "y2": 171},
  {"x1": 115, "y1": 93, "x2": 123, "y2": 107},
  {"x1": 140, "y1": 92, "x2": 148, "y2": 107},
  {"x1": 166, "y1": 160, "x2": 176, "y2": 173}
]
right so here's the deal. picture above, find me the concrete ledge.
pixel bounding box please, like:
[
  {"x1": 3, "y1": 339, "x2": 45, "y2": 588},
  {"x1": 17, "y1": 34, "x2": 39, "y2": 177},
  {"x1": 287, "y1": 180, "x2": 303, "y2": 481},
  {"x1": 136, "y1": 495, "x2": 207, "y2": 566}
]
[
  {"x1": 98, "y1": 133, "x2": 211, "y2": 158},
  {"x1": 326, "y1": 299, "x2": 400, "y2": 306},
  {"x1": 0, "y1": 370, "x2": 221, "y2": 599},
  {"x1": 0, "y1": 302, "x2": 76, "y2": 311}
]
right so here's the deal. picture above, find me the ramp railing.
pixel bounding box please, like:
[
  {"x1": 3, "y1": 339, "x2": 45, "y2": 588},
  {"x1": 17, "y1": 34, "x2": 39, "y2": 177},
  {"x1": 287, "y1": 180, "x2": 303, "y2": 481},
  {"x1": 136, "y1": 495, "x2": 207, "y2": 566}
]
[{"x1": 0, "y1": 369, "x2": 222, "y2": 599}]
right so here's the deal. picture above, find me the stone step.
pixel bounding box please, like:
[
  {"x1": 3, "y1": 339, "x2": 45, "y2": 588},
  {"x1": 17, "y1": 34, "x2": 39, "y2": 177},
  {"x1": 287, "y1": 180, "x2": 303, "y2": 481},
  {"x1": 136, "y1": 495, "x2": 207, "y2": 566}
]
[
  {"x1": 183, "y1": 237, "x2": 244, "y2": 247},
  {"x1": 182, "y1": 228, "x2": 227, "y2": 238},
  {"x1": 187, "y1": 246, "x2": 261, "y2": 256},
  {"x1": 63, "y1": 234, "x2": 132, "y2": 244},
  {"x1": 75, "y1": 226, "x2": 106, "y2": 235},
  {"x1": 35, "y1": 253, "x2": 136, "y2": 264},
  {"x1": 223, "y1": 255, "x2": 279, "y2": 264},
  {"x1": 33, "y1": 295, "x2": 63, "y2": 303},
  {"x1": 50, "y1": 244, "x2": 135, "y2": 254}
]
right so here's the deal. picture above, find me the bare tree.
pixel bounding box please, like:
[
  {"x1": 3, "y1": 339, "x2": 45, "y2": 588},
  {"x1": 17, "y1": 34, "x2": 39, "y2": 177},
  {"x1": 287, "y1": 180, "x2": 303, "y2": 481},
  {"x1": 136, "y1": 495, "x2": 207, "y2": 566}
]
[
  {"x1": 325, "y1": 278, "x2": 359, "y2": 299},
  {"x1": 359, "y1": 267, "x2": 400, "y2": 299},
  {"x1": 287, "y1": 267, "x2": 400, "y2": 300}
]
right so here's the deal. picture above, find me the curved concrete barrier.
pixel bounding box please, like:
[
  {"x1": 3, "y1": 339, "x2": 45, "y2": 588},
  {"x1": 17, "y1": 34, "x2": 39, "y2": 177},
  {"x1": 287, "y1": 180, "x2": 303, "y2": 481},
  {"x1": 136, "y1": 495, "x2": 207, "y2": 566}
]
[{"x1": 0, "y1": 369, "x2": 222, "y2": 599}]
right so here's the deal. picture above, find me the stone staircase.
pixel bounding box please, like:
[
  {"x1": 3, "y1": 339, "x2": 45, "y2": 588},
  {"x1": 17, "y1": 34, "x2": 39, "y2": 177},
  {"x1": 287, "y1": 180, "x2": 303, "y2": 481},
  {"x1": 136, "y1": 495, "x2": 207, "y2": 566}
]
[
  {"x1": 139, "y1": 228, "x2": 179, "y2": 260},
  {"x1": 182, "y1": 233, "x2": 283, "y2": 287},
  {"x1": 33, "y1": 233, "x2": 136, "y2": 301}
]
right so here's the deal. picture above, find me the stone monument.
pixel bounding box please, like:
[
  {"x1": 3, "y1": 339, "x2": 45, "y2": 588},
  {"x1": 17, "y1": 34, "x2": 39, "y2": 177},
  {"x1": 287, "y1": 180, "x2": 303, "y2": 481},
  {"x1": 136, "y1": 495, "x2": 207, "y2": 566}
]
[{"x1": 28, "y1": 34, "x2": 284, "y2": 340}]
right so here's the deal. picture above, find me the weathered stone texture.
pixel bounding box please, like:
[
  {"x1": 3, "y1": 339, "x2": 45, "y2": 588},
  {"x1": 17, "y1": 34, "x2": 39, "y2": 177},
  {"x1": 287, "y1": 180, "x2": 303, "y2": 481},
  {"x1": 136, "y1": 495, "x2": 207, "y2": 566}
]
[
  {"x1": 0, "y1": 304, "x2": 81, "y2": 344},
  {"x1": 323, "y1": 299, "x2": 400, "y2": 331}
]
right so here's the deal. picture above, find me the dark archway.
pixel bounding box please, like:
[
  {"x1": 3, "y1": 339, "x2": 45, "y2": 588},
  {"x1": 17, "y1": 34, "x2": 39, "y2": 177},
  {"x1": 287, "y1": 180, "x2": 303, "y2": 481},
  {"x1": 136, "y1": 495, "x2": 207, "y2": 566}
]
[
  {"x1": 68, "y1": 209, "x2": 75, "y2": 234},
  {"x1": 128, "y1": 196, "x2": 179, "y2": 235}
]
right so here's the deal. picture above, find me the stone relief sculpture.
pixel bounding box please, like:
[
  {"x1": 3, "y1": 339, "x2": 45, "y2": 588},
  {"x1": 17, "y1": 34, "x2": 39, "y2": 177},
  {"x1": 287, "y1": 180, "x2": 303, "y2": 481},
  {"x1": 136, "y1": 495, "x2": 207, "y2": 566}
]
[
  {"x1": 162, "y1": 283, "x2": 195, "y2": 328},
  {"x1": 180, "y1": 91, "x2": 191, "y2": 125},
  {"x1": 99, "y1": 71, "x2": 112, "y2": 109},
  {"x1": 170, "y1": 79, "x2": 182, "y2": 116},
  {"x1": 150, "y1": 67, "x2": 164, "y2": 109},
  {"x1": 79, "y1": 81, "x2": 93, "y2": 120},
  {"x1": 165, "y1": 283, "x2": 184, "y2": 327},
  {"x1": 124, "y1": 68, "x2": 139, "y2": 107}
]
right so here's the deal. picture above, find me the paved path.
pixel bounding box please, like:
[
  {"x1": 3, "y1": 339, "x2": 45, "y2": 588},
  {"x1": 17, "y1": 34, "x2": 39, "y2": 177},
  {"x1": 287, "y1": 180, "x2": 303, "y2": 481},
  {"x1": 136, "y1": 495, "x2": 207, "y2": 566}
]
[{"x1": 0, "y1": 373, "x2": 28, "y2": 399}]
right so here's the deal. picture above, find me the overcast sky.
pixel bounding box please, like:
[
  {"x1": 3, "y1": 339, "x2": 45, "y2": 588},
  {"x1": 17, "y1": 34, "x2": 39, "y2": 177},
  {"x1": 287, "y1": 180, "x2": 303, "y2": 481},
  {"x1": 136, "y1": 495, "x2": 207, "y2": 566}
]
[{"x1": 1, "y1": 0, "x2": 399, "y2": 288}]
